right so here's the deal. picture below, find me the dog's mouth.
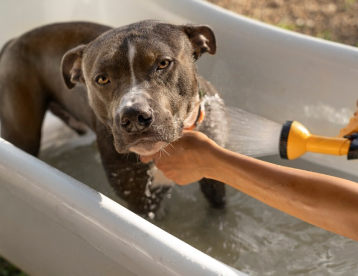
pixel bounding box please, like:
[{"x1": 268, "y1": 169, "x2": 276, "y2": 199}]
[
  {"x1": 111, "y1": 124, "x2": 179, "y2": 155},
  {"x1": 111, "y1": 106, "x2": 192, "y2": 155},
  {"x1": 128, "y1": 139, "x2": 168, "y2": 156}
]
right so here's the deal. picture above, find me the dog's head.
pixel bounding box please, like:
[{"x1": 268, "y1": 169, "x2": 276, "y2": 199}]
[{"x1": 61, "y1": 20, "x2": 216, "y2": 155}]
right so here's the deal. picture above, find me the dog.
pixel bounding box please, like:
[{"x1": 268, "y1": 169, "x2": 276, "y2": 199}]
[{"x1": 0, "y1": 20, "x2": 228, "y2": 214}]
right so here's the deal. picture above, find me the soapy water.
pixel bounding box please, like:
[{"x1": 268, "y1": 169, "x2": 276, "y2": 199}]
[
  {"x1": 39, "y1": 112, "x2": 358, "y2": 275},
  {"x1": 225, "y1": 106, "x2": 282, "y2": 157}
]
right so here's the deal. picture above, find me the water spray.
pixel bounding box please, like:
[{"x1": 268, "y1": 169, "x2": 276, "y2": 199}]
[{"x1": 225, "y1": 107, "x2": 358, "y2": 160}]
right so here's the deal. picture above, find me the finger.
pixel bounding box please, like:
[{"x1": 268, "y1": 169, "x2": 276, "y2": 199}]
[
  {"x1": 140, "y1": 155, "x2": 155, "y2": 163},
  {"x1": 162, "y1": 171, "x2": 190, "y2": 185},
  {"x1": 154, "y1": 158, "x2": 170, "y2": 170}
]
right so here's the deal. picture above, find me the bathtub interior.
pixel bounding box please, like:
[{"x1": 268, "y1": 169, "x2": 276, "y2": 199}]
[
  {"x1": 39, "y1": 113, "x2": 358, "y2": 276},
  {"x1": 1, "y1": 0, "x2": 358, "y2": 275}
]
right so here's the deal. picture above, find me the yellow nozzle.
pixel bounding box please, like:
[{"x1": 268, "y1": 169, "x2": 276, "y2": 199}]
[{"x1": 279, "y1": 121, "x2": 357, "y2": 160}]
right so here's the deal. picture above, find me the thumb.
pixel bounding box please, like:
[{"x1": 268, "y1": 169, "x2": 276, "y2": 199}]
[{"x1": 140, "y1": 155, "x2": 155, "y2": 163}]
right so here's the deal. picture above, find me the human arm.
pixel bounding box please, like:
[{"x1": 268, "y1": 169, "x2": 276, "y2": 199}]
[{"x1": 141, "y1": 131, "x2": 358, "y2": 241}]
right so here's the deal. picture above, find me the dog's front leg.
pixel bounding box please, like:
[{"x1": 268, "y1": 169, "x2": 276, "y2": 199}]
[{"x1": 196, "y1": 91, "x2": 228, "y2": 209}]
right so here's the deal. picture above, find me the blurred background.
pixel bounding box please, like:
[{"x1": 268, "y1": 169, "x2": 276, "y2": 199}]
[{"x1": 208, "y1": 0, "x2": 358, "y2": 46}]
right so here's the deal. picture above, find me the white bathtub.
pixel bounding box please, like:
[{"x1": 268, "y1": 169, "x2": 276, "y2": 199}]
[{"x1": 1, "y1": 0, "x2": 358, "y2": 275}]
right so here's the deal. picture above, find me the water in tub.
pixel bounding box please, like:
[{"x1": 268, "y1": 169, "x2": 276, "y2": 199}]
[{"x1": 39, "y1": 104, "x2": 358, "y2": 276}]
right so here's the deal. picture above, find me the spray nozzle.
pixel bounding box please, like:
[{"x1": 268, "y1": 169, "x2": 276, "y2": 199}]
[
  {"x1": 343, "y1": 133, "x2": 358, "y2": 140},
  {"x1": 279, "y1": 121, "x2": 358, "y2": 160},
  {"x1": 343, "y1": 133, "x2": 358, "y2": 160}
]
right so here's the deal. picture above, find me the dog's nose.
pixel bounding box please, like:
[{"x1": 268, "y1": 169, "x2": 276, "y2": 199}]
[{"x1": 119, "y1": 105, "x2": 153, "y2": 132}]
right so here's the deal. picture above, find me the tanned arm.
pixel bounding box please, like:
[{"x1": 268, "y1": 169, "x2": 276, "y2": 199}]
[{"x1": 141, "y1": 131, "x2": 358, "y2": 241}]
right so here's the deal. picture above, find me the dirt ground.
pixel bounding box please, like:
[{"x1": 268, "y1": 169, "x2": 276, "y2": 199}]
[{"x1": 207, "y1": 0, "x2": 358, "y2": 46}]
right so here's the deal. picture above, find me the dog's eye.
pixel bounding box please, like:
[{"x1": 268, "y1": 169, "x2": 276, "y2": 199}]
[
  {"x1": 157, "y1": 59, "x2": 171, "y2": 70},
  {"x1": 96, "y1": 76, "x2": 110, "y2": 85}
]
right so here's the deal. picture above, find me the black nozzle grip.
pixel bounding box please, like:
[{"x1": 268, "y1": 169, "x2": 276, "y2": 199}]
[
  {"x1": 344, "y1": 133, "x2": 358, "y2": 160},
  {"x1": 279, "y1": 121, "x2": 293, "y2": 160}
]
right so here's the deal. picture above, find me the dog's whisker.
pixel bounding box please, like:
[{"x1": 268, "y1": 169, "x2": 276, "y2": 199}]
[
  {"x1": 121, "y1": 148, "x2": 130, "y2": 160},
  {"x1": 100, "y1": 131, "x2": 112, "y2": 142},
  {"x1": 135, "y1": 153, "x2": 140, "y2": 164},
  {"x1": 162, "y1": 148, "x2": 170, "y2": 157},
  {"x1": 125, "y1": 152, "x2": 130, "y2": 161}
]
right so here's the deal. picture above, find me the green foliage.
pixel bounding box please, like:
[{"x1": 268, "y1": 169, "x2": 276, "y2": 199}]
[
  {"x1": 277, "y1": 20, "x2": 296, "y2": 31},
  {"x1": 0, "y1": 256, "x2": 27, "y2": 276},
  {"x1": 317, "y1": 30, "x2": 333, "y2": 41},
  {"x1": 345, "y1": 0, "x2": 356, "y2": 5},
  {"x1": 345, "y1": 0, "x2": 356, "y2": 10}
]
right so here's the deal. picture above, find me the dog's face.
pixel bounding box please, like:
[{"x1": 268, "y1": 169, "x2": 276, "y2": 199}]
[{"x1": 62, "y1": 20, "x2": 216, "y2": 155}]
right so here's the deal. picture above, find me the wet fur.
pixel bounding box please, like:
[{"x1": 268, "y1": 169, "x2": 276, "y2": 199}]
[{"x1": 0, "y1": 21, "x2": 227, "y2": 214}]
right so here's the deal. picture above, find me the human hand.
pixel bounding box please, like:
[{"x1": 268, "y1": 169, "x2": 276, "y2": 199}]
[
  {"x1": 140, "y1": 131, "x2": 217, "y2": 185},
  {"x1": 338, "y1": 100, "x2": 358, "y2": 137}
]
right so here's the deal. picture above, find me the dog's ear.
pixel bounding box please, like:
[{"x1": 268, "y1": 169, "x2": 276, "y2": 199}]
[
  {"x1": 61, "y1": 45, "x2": 86, "y2": 89},
  {"x1": 180, "y1": 24, "x2": 216, "y2": 60}
]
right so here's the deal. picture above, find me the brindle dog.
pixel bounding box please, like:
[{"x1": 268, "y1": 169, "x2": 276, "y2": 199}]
[{"x1": 0, "y1": 20, "x2": 228, "y2": 214}]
